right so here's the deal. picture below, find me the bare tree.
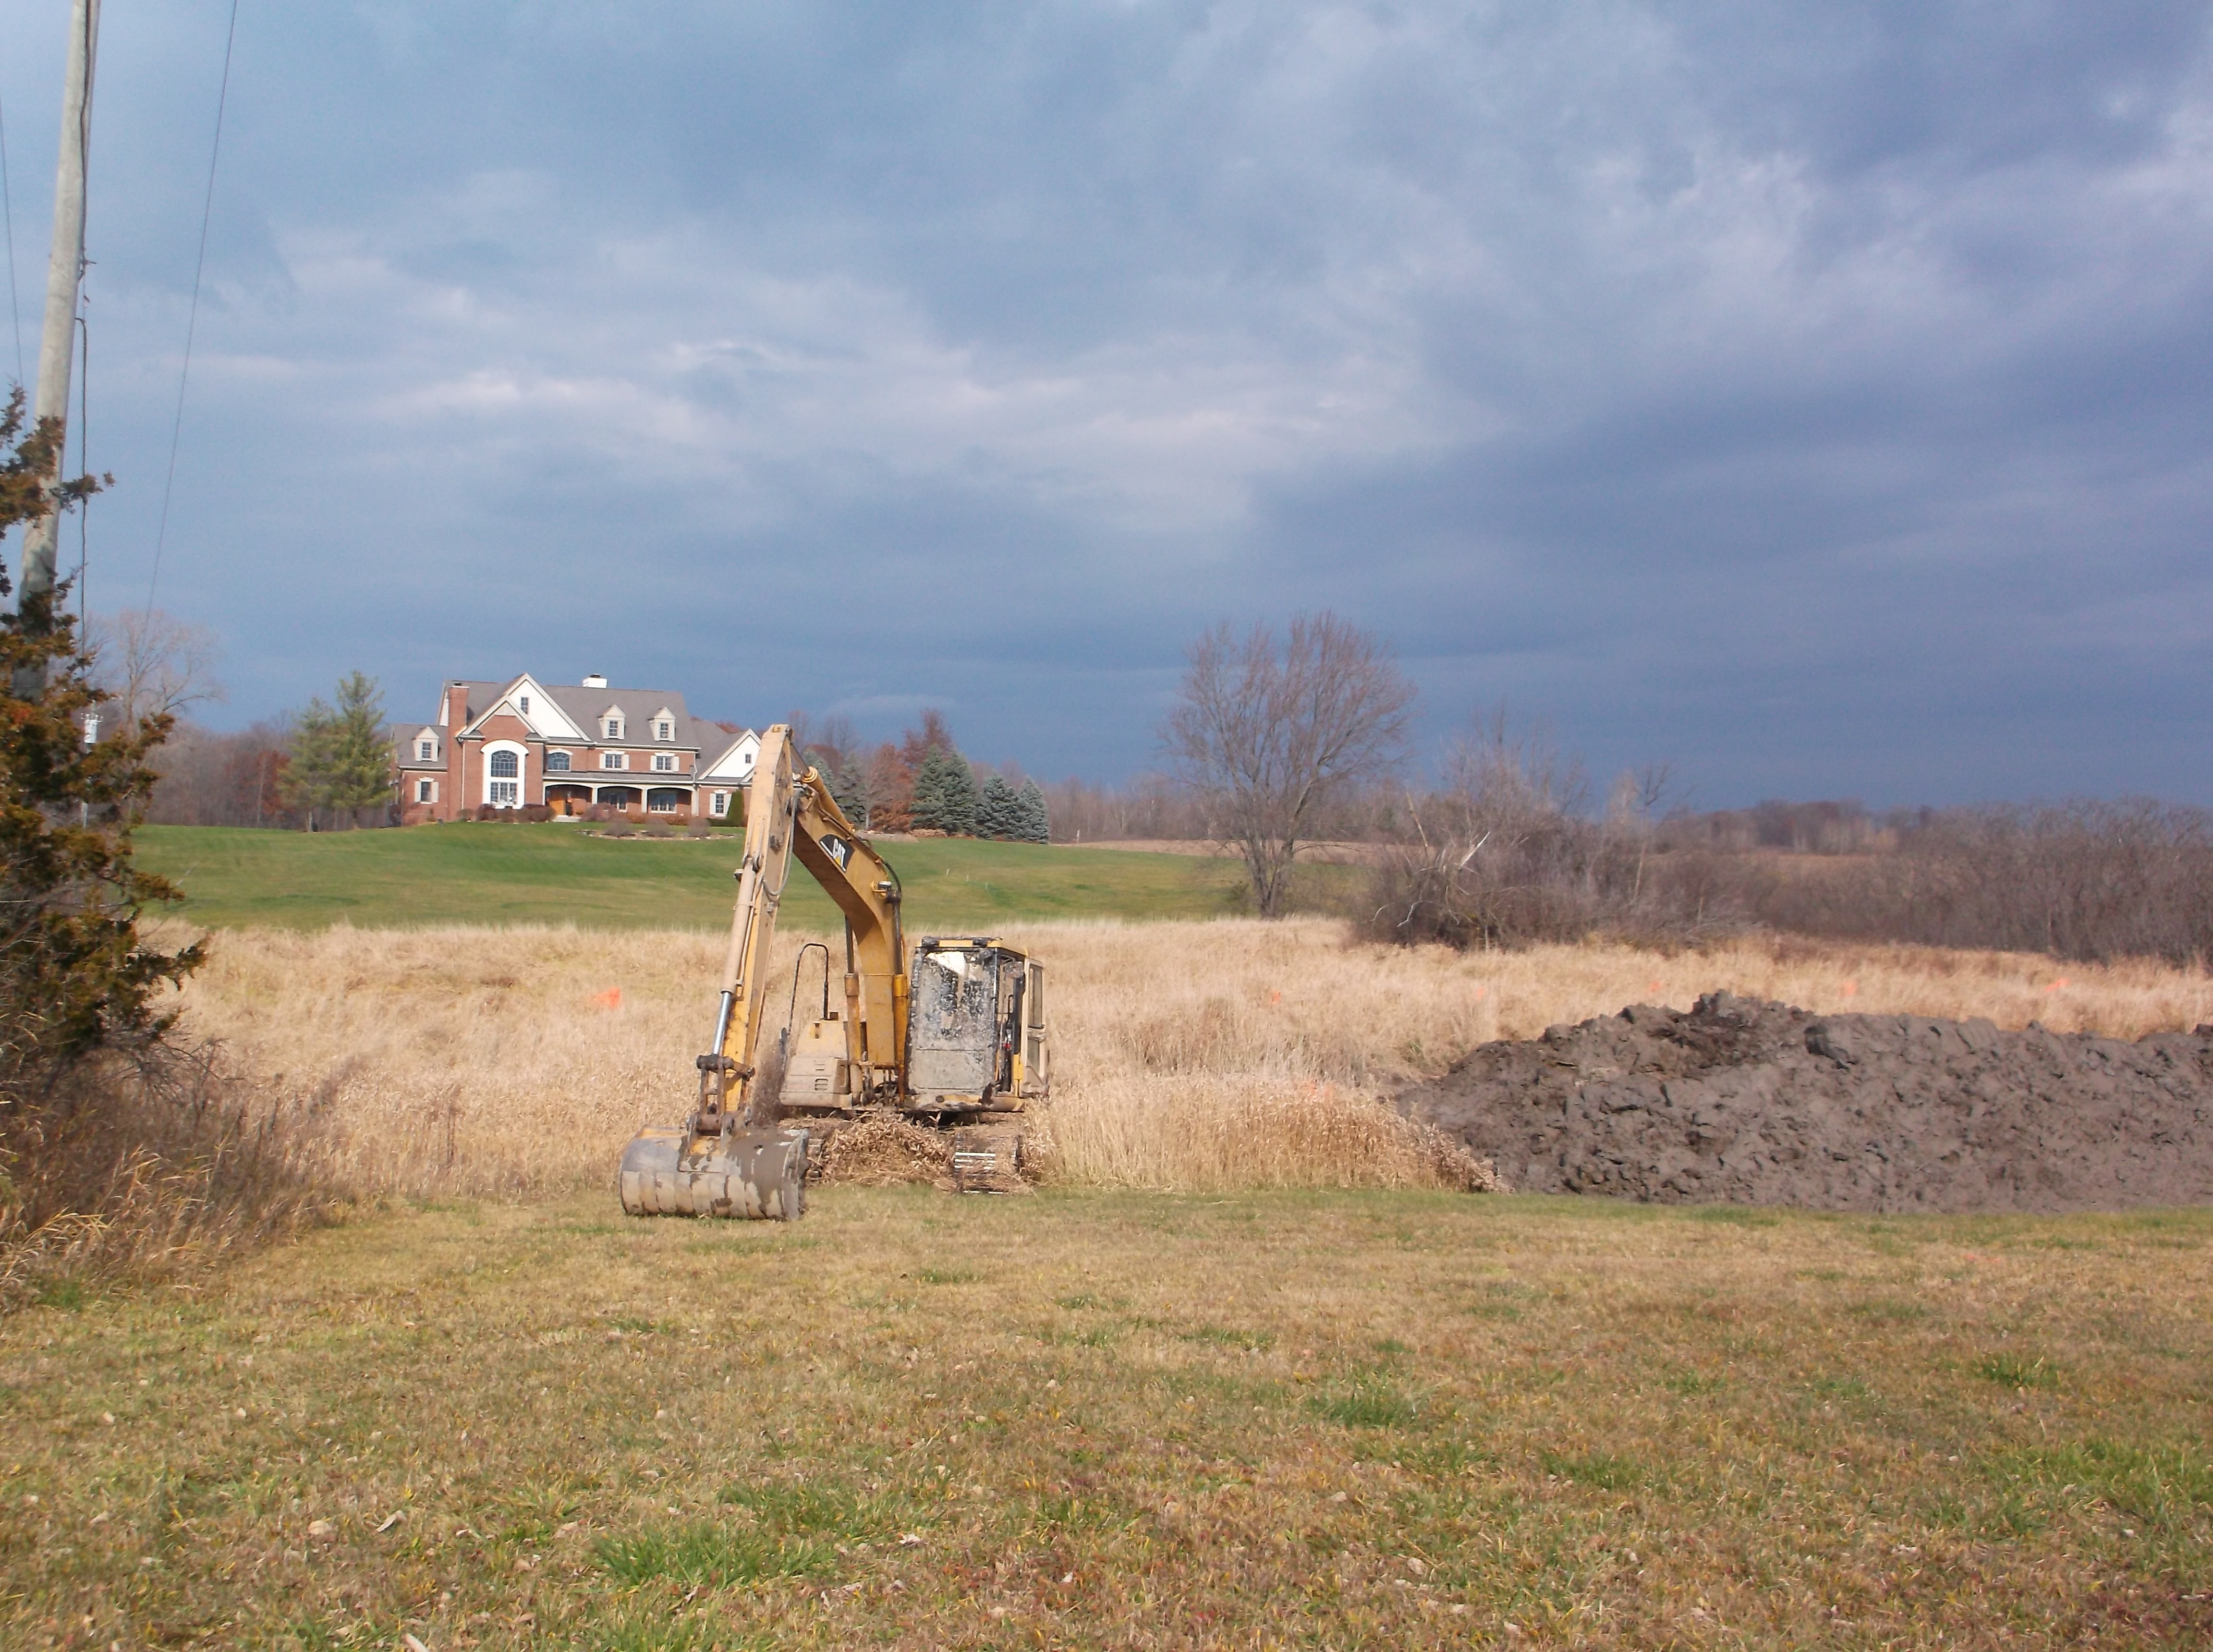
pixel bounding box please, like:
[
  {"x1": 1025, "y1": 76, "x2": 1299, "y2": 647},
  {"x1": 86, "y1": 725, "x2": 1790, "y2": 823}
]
[
  {"x1": 87, "y1": 608, "x2": 224, "y2": 737},
  {"x1": 1163, "y1": 612, "x2": 1415, "y2": 916}
]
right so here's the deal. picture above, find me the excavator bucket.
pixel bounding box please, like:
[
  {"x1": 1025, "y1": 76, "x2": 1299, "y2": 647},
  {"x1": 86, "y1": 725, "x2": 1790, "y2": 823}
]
[{"x1": 618, "y1": 1125, "x2": 810, "y2": 1220}]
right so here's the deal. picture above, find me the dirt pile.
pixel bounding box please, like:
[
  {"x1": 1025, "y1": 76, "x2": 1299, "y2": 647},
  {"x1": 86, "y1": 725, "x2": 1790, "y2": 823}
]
[
  {"x1": 808, "y1": 1116, "x2": 953, "y2": 1187},
  {"x1": 1400, "y1": 993, "x2": 2213, "y2": 1212}
]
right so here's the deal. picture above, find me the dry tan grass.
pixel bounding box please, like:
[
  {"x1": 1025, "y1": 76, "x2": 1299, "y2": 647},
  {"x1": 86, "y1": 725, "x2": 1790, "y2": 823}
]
[{"x1": 168, "y1": 920, "x2": 2213, "y2": 1201}]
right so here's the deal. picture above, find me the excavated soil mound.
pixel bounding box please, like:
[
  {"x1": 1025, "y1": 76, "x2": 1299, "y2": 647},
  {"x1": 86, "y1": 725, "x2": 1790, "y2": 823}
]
[{"x1": 1400, "y1": 993, "x2": 2213, "y2": 1213}]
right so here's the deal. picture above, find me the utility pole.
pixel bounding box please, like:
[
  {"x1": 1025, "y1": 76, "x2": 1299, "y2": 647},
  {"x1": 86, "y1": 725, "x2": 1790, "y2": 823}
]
[{"x1": 12, "y1": 0, "x2": 101, "y2": 697}]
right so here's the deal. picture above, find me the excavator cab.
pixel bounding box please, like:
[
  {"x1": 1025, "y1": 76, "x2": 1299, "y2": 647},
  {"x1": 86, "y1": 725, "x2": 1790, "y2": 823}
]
[{"x1": 906, "y1": 937, "x2": 1048, "y2": 1112}]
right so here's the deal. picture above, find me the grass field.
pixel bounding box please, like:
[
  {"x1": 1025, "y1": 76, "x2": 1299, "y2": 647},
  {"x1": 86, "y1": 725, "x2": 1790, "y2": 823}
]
[
  {"x1": 2, "y1": 1190, "x2": 2207, "y2": 1650},
  {"x1": 131, "y1": 826, "x2": 1322, "y2": 932}
]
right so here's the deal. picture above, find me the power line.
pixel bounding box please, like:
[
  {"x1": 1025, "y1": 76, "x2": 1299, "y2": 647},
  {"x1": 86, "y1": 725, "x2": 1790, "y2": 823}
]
[
  {"x1": 0, "y1": 83, "x2": 21, "y2": 385},
  {"x1": 146, "y1": 0, "x2": 241, "y2": 614}
]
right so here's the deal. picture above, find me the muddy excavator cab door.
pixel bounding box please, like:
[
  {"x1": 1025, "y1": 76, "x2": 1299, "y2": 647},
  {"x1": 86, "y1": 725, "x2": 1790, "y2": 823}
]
[{"x1": 907, "y1": 938, "x2": 1010, "y2": 1111}]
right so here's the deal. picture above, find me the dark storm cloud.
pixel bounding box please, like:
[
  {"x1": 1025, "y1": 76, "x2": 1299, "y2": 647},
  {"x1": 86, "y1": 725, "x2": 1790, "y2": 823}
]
[{"x1": 3, "y1": 0, "x2": 2210, "y2": 799}]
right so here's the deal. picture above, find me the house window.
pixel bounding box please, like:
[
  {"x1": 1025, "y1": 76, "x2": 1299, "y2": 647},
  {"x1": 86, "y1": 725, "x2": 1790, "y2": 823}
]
[
  {"x1": 646, "y1": 788, "x2": 687, "y2": 814},
  {"x1": 547, "y1": 750, "x2": 571, "y2": 772},
  {"x1": 416, "y1": 778, "x2": 435, "y2": 803},
  {"x1": 519, "y1": 695, "x2": 530, "y2": 715},
  {"x1": 653, "y1": 753, "x2": 677, "y2": 772},
  {"x1": 710, "y1": 791, "x2": 730, "y2": 817},
  {"x1": 487, "y1": 748, "x2": 522, "y2": 807},
  {"x1": 655, "y1": 719, "x2": 674, "y2": 741},
  {"x1": 417, "y1": 739, "x2": 435, "y2": 762},
  {"x1": 602, "y1": 752, "x2": 626, "y2": 770},
  {"x1": 604, "y1": 717, "x2": 624, "y2": 741}
]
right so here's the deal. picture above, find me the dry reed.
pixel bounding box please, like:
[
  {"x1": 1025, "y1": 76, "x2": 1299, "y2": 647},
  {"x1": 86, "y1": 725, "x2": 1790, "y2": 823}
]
[
  {"x1": 0, "y1": 1049, "x2": 330, "y2": 1303},
  {"x1": 164, "y1": 920, "x2": 2213, "y2": 1201}
]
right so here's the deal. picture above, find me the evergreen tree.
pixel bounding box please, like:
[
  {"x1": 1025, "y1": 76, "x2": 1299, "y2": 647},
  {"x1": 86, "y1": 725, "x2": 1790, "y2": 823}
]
[
  {"x1": 282, "y1": 672, "x2": 388, "y2": 828},
  {"x1": 326, "y1": 673, "x2": 391, "y2": 817},
  {"x1": 911, "y1": 746, "x2": 978, "y2": 835},
  {"x1": 828, "y1": 758, "x2": 870, "y2": 828},
  {"x1": 280, "y1": 703, "x2": 340, "y2": 828},
  {"x1": 976, "y1": 774, "x2": 1021, "y2": 839},
  {"x1": 1017, "y1": 777, "x2": 1050, "y2": 843},
  {"x1": 0, "y1": 390, "x2": 201, "y2": 1096}
]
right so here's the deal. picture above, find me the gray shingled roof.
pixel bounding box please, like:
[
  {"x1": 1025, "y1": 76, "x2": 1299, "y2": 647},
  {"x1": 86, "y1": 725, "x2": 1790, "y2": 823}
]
[{"x1": 444, "y1": 676, "x2": 743, "y2": 755}]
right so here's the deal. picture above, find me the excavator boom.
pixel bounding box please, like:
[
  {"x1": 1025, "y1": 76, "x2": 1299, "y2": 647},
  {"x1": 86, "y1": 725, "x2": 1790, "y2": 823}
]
[{"x1": 617, "y1": 725, "x2": 913, "y2": 1218}]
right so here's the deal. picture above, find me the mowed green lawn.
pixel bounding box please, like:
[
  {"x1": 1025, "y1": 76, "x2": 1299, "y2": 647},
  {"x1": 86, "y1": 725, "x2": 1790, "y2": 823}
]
[
  {"x1": 2, "y1": 1192, "x2": 2207, "y2": 1651},
  {"x1": 132, "y1": 825, "x2": 1322, "y2": 931}
]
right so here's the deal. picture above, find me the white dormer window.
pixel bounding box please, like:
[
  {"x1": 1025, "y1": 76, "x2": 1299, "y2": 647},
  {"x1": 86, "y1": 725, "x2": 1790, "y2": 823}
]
[
  {"x1": 653, "y1": 753, "x2": 677, "y2": 772},
  {"x1": 655, "y1": 719, "x2": 673, "y2": 742},
  {"x1": 417, "y1": 739, "x2": 435, "y2": 762},
  {"x1": 605, "y1": 717, "x2": 624, "y2": 741},
  {"x1": 602, "y1": 752, "x2": 626, "y2": 770}
]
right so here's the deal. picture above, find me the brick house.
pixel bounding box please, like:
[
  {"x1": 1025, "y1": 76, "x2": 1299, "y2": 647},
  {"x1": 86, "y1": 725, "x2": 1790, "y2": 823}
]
[{"x1": 393, "y1": 672, "x2": 760, "y2": 825}]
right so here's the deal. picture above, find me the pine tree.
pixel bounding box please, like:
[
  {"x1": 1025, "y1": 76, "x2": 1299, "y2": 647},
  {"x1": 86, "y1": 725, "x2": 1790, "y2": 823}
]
[
  {"x1": 325, "y1": 672, "x2": 390, "y2": 818},
  {"x1": 280, "y1": 701, "x2": 340, "y2": 829},
  {"x1": 281, "y1": 672, "x2": 388, "y2": 828},
  {"x1": 911, "y1": 746, "x2": 978, "y2": 835},
  {"x1": 1018, "y1": 777, "x2": 1050, "y2": 843},
  {"x1": 828, "y1": 758, "x2": 870, "y2": 828},
  {"x1": 0, "y1": 389, "x2": 202, "y2": 1096},
  {"x1": 976, "y1": 774, "x2": 1020, "y2": 839}
]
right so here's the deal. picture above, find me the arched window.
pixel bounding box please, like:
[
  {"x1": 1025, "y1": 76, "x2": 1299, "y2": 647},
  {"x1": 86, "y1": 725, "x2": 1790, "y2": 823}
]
[
  {"x1": 546, "y1": 751, "x2": 571, "y2": 772},
  {"x1": 485, "y1": 743, "x2": 525, "y2": 807}
]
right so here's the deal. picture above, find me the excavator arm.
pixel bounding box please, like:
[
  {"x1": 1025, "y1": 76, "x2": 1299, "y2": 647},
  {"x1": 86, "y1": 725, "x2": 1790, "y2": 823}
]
[
  {"x1": 618, "y1": 724, "x2": 906, "y2": 1219},
  {"x1": 698, "y1": 724, "x2": 907, "y2": 1127}
]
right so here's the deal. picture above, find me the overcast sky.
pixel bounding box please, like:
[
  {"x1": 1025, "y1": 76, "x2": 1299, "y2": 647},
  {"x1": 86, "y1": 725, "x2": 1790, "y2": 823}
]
[{"x1": 3, "y1": 0, "x2": 2211, "y2": 804}]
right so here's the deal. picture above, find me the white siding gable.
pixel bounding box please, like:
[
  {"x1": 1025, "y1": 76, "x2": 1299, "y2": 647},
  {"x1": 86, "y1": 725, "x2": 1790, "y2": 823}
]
[{"x1": 699, "y1": 730, "x2": 760, "y2": 782}]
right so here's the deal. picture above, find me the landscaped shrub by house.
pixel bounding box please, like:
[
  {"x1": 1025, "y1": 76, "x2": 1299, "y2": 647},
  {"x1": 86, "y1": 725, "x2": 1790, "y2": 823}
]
[{"x1": 602, "y1": 817, "x2": 635, "y2": 838}]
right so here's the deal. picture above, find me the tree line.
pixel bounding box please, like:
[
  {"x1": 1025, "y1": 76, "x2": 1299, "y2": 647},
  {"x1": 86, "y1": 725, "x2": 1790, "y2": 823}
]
[{"x1": 785, "y1": 708, "x2": 1048, "y2": 842}]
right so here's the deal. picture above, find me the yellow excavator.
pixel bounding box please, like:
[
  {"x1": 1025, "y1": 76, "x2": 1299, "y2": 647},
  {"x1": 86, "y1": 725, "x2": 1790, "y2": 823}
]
[{"x1": 617, "y1": 726, "x2": 1049, "y2": 1220}]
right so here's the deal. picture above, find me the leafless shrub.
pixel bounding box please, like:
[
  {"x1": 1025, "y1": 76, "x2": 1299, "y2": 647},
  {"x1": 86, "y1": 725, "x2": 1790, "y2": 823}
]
[
  {"x1": 1363, "y1": 714, "x2": 1740, "y2": 951},
  {"x1": 1739, "y1": 801, "x2": 2213, "y2": 965}
]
